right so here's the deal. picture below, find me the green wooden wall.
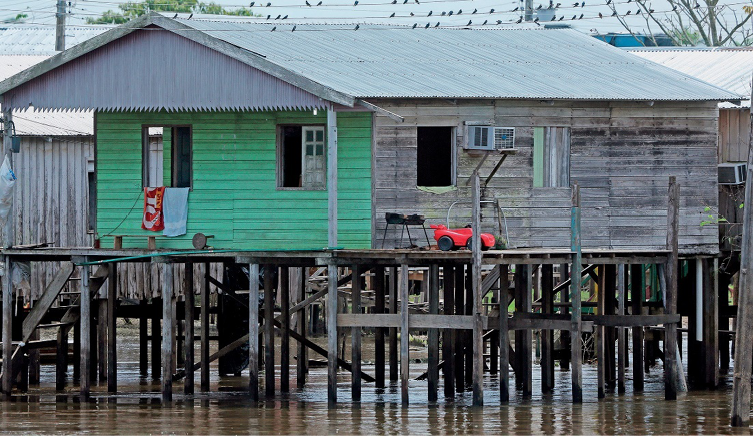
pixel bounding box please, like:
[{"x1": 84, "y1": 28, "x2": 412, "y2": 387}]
[{"x1": 95, "y1": 110, "x2": 372, "y2": 249}]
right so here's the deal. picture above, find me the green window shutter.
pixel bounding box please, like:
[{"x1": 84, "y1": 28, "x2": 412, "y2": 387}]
[{"x1": 533, "y1": 127, "x2": 544, "y2": 188}]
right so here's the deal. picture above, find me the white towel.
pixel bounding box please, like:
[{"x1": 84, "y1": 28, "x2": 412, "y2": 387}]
[{"x1": 163, "y1": 187, "x2": 189, "y2": 237}]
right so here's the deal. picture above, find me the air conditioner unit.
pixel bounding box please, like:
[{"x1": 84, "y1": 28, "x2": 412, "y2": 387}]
[
  {"x1": 718, "y1": 163, "x2": 747, "y2": 185},
  {"x1": 465, "y1": 126, "x2": 515, "y2": 151}
]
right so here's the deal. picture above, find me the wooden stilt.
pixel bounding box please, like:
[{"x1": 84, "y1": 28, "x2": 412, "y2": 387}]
[
  {"x1": 454, "y1": 265, "x2": 465, "y2": 392},
  {"x1": 499, "y1": 264, "x2": 510, "y2": 402},
  {"x1": 374, "y1": 266, "x2": 386, "y2": 389},
  {"x1": 570, "y1": 184, "x2": 583, "y2": 403},
  {"x1": 521, "y1": 264, "x2": 533, "y2": 396},
  {"x1": 184, "y1": 263, "x2": 194, "y2": 395},
  {"x1": 139, "y1": 299, "x2": 148, "y2": 377},
  {"x1": 470, "y1": 172, "x2": 483, "y2": 406},
  {"x1": 465, "y1": 265, "x2": 473, "y2": 388},
  {"x1": 400, "y1": 263, "x2": 409, "y2": 406},
  {"x1": 617, "y1": 264, "x2": 626, "y2": 394},
  {"x1": 1, "y1": 257, "x2": 10, "y2": 398},
  {"x1": 201, "y1": 263, "x2": 210, "y2": 392},
  {"x1": 703, "y1": 258, "x2": 719, "y2": 389},
  {"x1": 541, "y1": 264, "x2": 554, "y2": 393},
  {"x1": 281, "y1": 266, "x2": 290, "y2": 393},
  {"x1": 388, "y1": 266, "x2": 398, "y2": 382},
  {"x1": 296, "y1": 266, "x2": 307, "y2": 389},
  {"x1": 597, "y1": 266, "x2": 606, "y2": 399},
  {"x1": 98, "y1": 297, "x2": 106, "y2": 382},
  {"x1": 249, "y1": 264, "x2": 260, "y2": 402},
  {"x1": 56, "y1": 326, "x2": 68, "y2": 390},
  {"x1": 428, "y1": 263, "x2": 439, "y2": 402},
  {"x1": 107, "y1": 264, "x2": 117, "y2": 393},
  {"x1": 559, "y1": 263, "x2": 571, "y2": 371},
  {"x1": 327, "y1": 263, "x2": 339, "y2": 405},
  {"x1": 264, "y1": 265, "x2": 275, "y2": 399},
  {"x1": 605, "y1": 265, "x2": 617, "y2": 390},
  {"x1": 630, "y1": 264, "x2": 644, "y2": 392},
  {"x1": 28, "y1": 330, "x2": 40, "y2": 386},
  {"x1": 73, "y1": 319, "x2": 80, "y2": 381},
  {"x1": 80, "y1": 263, "x2": 91, "y2": 400},
  {"x1": 161, "y1": 263, "x2": 174, "y2": 402},
  {"x1": 664, "y1": 176, "x2": 680, "y2": 401},
  {"x1": 351, "y1": 265, "x2": 362, "y2": 401},
  {"x1": 151, "y1": 298, "x2": 161, "y2": 380},
  {"x1": 442, "y1": 265, "x2": 455, "y2": 398},
  {"x1": 719, "y1": 267, "x2": 730, "y2": 374}
]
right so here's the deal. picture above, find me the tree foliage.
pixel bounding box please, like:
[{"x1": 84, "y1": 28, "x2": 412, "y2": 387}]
[
  {"x1": 2, "y1": 13, "x2": 28, "y2": 24},
  {"x1": 86, "y1": 0, "x2": 255, "y2": 24}
]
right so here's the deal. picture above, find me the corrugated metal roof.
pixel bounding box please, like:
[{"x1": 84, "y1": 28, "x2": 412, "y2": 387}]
[
  {"x1": 0, "y1": 25, "x2": 111, "y2": 55},
  {"x1": 628, "y1": 47, "x2": 753, "y2": 107},
  {"x1": 174, "y1": 18, "x2": 738, "y2": 101}
]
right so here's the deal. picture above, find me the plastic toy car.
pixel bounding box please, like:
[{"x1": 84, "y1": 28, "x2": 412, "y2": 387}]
[{"x1": 430, "y1": 224, "x2": 496, "y2": 251}]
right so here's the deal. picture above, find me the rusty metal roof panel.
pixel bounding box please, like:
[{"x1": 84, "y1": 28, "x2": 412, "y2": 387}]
[{"x1": 177, "y1": 18, "x2": 738, "y2": 101}]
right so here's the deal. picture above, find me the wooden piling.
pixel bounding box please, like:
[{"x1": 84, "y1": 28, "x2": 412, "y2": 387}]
[
  {"x1": 73, "y1": 320, "x2": 80, "y2": 381},
  {"x1": 56, "y1": 326, "x2": 68, "y2": 390},
  {"x1": 617, "y1": 264, "x2": 626, "y2": 394},
  {"x1": 597, "y1": 266, "x2": 606, "y2": 399},
  {"x1": 470, "y1": 172, "x2": 484, "y2": 407},
  {"x1": 296, "y1": 266, "x2": 307, "y2": 389},
  {"x1": 605, "y1": 266, "x2": 617, "y2": 390},
  {"x1": 139, "y1": 299, "x2": 148, "y2": 377},
  {"x1": 703, "y1": 258, "x2": 719, "y2": 389},
  {"x1": 249, "y1": 264, "x2": 260, "y2": 402},
  {"x1": 442, "y1": 265, "x2": 455, "y2": 398},
  {"x1": 97, "y1": 298, "x2": 106, "y2": 382},
  {"x1": 719, "y1": 267, "x2": 731, "y2": 374},
  {"x1": 664, "y1": 176, "x2": 679, "y2": 401},
  {"x1": 388, "y1": 266, "x2": 398, "y2": 382},
  {"x1": 499, "y1": 264, "x2": 510, "y2": 402},
  {"x1": 201, "y1": 263, "x2": 210, "y2": 392},
  {"x1": 161, "y1": 263, "x2": 174, "y2": 402},
  {"x1": 428, "y1": 264, "x2": 440, "y2": 402},
  {"x1": 107, "y1": 264, "x2": 118, "y2": 393},
  {"x1": 400, "y1": 263, "x2": 410, "y2": 406},
  {"x1": 570, "y1": 183, "x2": 583, "y2": 403},
  {"x1": 151, "y1": 298, "x2": 161, "y2": 380},
  {"x1": 374, "y1": 266, "x2": 386, "y2": 389},
  {"x1": 351, "y1": 265, "x2": 362, "y2": 401},
  {"x1": 630, "y1": 264, "x2": 644, "y2": 392},
  {"x1": 465, "y1": 265, "x2": 473, "y2": 388},
  {"x1": 541, "y1": 264, "x2": 554, "y2": 393},
  {"x1": 2, "y1": 256, "x2": 11, "y2": 398},
  {"x1": 559, "y1": 263, "x2": 571, "y2": 372},
  {"x1": 327, "y1": 263, "x2": 339, "y2": 405},
  {"x1": 184, "y1": 263, "x2": 194, "y2": 395},
  {"x1": 80, "y1": 263, "x2": 91, "y2": 400},
  {"x1": 280, "y1": 266, "x2": 290, "y2": 393},
  {"x1": 454, "y1": 265, "x2": 465, "y2": 392},
  {"x1": 264, "y1": 264, "x2": 275, "y2": 398},
  {"x1": 515, "y1": 264, "x2": 532, "y2": 396}
]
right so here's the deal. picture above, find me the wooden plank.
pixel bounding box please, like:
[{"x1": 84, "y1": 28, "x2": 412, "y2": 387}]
[
  {"x1": 703, "y1": 258, "x2": 718, "y2": 388},
  {"x1": 249, "y1": 263, "x2": 259, "y2": 401},
  {"x1": 2, "y1": 256, "x2": 10, "y2": 398},
  {"x1": 471, "y1": 172, "x2": 483, "y2": 407},
  {"x1": 582, "y1": 314, "x2": 681, "y2": 326},
  {"x1": 201, "y1": 263, "x2": 210, "y2": 392},
  {"x1": 454, "y1": 265, "x2": 465, "y2": 392},
  {"x1": 499, "y1": 264, "x2": 510, "y2": 402},
  {"x1": 152, "y1": 298, "x2": 161, "y2": 380},
  {"x1": 327, "y1": 109, "x2": 338, "y2": 248},
  {"x1": 56, "y1": 325, "x2": 68, "y2": 391},
  {"x1": 400, "y1": 263, "x2": 409, "y2": 406},
  {"x1": 296, "y1": 267, "x2": 307, "y2": 389},
  {"x1": 375, "y1": 266, "x2": 386, "y2": 389},
  {"x1": 570, "y1": 184, "x2": 583, "y2": 403},
  {"x1": 264, "y1": 264, "x2": 275, "y2": 399},
  {"x1": 389, "y1": 267, "x2": 398, "y2": 382},
  {"x1": 161, "y1": 263, "x2": 174, "y2": 402},
  {"x1": 184, "y1": 263, "x2": 194, "y2": 395},
  {"x1": 541, "y1": 264, "x2": 554, "y2": 394},
  {"x1": 281, "y1": 266, "x2": 290, "y2": 393},
  {"x1": 107, "y1": 264, "x2": 117, "y2": 393},
  {"x1": 327, "y1": 263, "x2": 338, "y2": 405},
  {"x1": 443, "y1": 265, "x2": 455, "y2": 398},
  {"x1": 351, "y1": 265, "x2": 361, "y2": 401},
  {"x1": 664, "y1": 177, "x2": 679, "y2": 401},
  {"x1": 631, "y1": 264, "x2": 644, "y2": 392},
  {"x1": 617, "y1": 264, "x2": 626, "y2": 394},
  {"x1": 80, "y1": 263, "x2": 91, "y2": 400},
  {"x1": 427, "y1": 264, "x2": 439, "y2": 402},
  {"x1": 139, "y1": 299, "x2": 148, "y2": 377},
  {"x1": 21, "y1": 263, "x2": 75, "y2": 340},
  {"x1": 597, "y1": 266, "x2": 606, "y2": 399}
]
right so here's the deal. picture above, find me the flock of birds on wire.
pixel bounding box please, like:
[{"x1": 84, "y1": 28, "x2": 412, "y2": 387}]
[{"x1": 173, "y1": 0, "x2": 705, "y2": 31}]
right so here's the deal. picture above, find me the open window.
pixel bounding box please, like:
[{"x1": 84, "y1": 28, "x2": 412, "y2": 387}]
[
  {"x1": 417, "y1": 126, "x2": 454, "y2": 187},
  {"x1": 142, "y1": 125, "x2": 192, "y2": 188},
  {"x1": 278, "y1": 125, "x2": 326, "y2": 190},
  {"x1": 533, "y1": 126, "x2": 570, "y2": 188}
]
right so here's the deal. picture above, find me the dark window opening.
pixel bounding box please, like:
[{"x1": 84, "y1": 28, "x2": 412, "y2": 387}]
[
  {"x1": 172, "y1": 126, "x2": 192, "y2": 188},
  {"x1": 281, "y1": 126, "x2": 303, "y2": 187},
  {"x1": 87, "y1": 171, "x2": 96, "y2": 233},
  {"x1": 417, "y1": 126, "x2": 453, "y2": 187}
]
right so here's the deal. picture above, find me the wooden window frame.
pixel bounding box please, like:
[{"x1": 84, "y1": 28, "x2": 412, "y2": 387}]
[
  {"x1": 141, "y1": 124, "x2": 193, "y2": 190},
  {"x1": 276, "y1": 123, "x2": 327, "y2": 191}
]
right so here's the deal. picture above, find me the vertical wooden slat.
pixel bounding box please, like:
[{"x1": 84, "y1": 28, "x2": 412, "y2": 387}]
[
  {"x1": 427, "y1": 263, "x2": 439, "y2": 402},
  {"x1": 2, "y1": 256, "x2": 11, "y2": 398},
  {"x1": 80, "y1": 263, "x2": 91, "y2": 400},
  {"x1": 151, "y1": 297, "x2": 161, "y2": 380},
  {"x1": 107, "y1": 264, "x2": 117, "y2": 393},
  {"x1": 442, "y1": 265, "x2": 455, "y2": 398},
  {"x1": 351, "y1": 264, "x2": 361, "y2": 401},
  {"x1": 704, "y1": 258, "x2": 719, "y2": 389},
  {"x1": 471, "y1": 172, "x2": 483, "y2": 406},
  {"x1": 617, "y1": 264, "x2": 626, "y2": 394},
  {"x1": 281, "y1": 266, "x2": 290, "y2": 393},
  {"x1": 499, "y1": 264, "x2": 510, "y2": 402},
  {"x1": 139, "y1": 299, "x2": 148, "y2": 377},
  {"x1": 388, "y1": 266, "x2": 398, "y2": 382},
  {"x1": 570, "y1": 183, "x2": 583, "y2": 403},
  {"x1": 664, "y1": 176, "x2": 679, "y2": 401},
  {"x1": 541, "y1": 264, "x2": 554, "y2": 393},
  {"x1": 249, "y1": 264, "x2": 259, "y2": 402},
  {"x1": 374, "y1": 266, "x2": 386, "y2": 389},
  {"x1": 597, "y1": 266, "x2": 606, "y2": 399},
  {"x1": 296, "y1": 267, "x2": 307, "y2": 389},
  {"x1": 327, "y1": 263, "x2": 338, "y2": 405},
  {"x1": 400, "y1": 263, "x2": 409, "y2": 406},
  {"x1": 201, "y1": 262, "x2": 210, "y2": 392},
  {"x1": 454, "y1": 265, "x2": 465, "y2": 392},
  {"x1": 631, "y1": 263, "x2": 644, "y2": 392},
  {"x1": 184, "y1": 263, "x2": 194, "y2": 395},
  {"x1": 161, "y1": 263, "x2": 174, "y2": 402},
  {"x1": 264, "y1": 264, "x2": 275, "y2": 399}
]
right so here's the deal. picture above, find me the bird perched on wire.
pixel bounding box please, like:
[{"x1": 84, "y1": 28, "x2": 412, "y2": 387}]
[
  {"x1": 412, "y1": 22, "x2": 418, "y2": 28},
  {"x1": 428, "y1": 10, "x2": 432, "y2": 16},
  {"x1": 389, "y1": 12, "x2": 395, "y2": 17},
  {"x1": 466, "y1": 19, "x2": 472, "y2": 25},
  {"x1": 250, "y1": 1, "x2": 255, "y2": 6},
  {"x1": 275, "y1": 14, "x2": 281, "y2": 19},
  {"x1": 516, "y1": 17, "x2": 522, "y2": 23},
  {"x1": 292, "y1": 25, "x2": 297, "y2": 31},
  {"x1": 606, "y1": 0, "x2": 611, "y2": 4},
  {"x1": 410, "y1": 12, "x2": 414, "y2": 16},
  {"x1": 625, "y1": 9, "x2": 631, "y2": 14},
  {"x1": 435, "y1": 21, "x2": 440, "y2": 26},
  {"x1": 556, "y1": 2, "x2": 561, "y2": 6},
  {"x1": 482, "y1": 19, "x2": 487, "y2": 24},
  {"x1": 571, "y1": 14, "x2": 576, "y2": 19},
  {"x1": 271, "y1": 26, "x2": 276, "y2": 31},
  {"x1": 672, "y1": 4, "x2": 677, "y2": 10},
  {"x1": 598, "y1": 12, "x2": 602, "y2": 17},
  {"x1": 457, "y1": 9, "x2": 462, "y2": 14},
  {"x1": 173, "y1": 13, "x2": 178, "y2": 18},
  {"x1": 558, "y1": 15, "x2": 563, "y2": 20},
  {"x1": 490, "y1": 8, "x2": 495, "y2": 13},
  {"x1": 636, "y1": 9, "x2": 642, "y2": 14},
  {"x1": 551, "y1": 15, "x2": 556, "y2": 20},
  {"x1": 497, "y1": 19, "x2": 502, "y2": 23},
  {"x1": 266, "y1": 2, "x2": 271, "y2": 6},
  {"x1": 581, "y1": 1, "x2": 585, "y2": 6},
  {"x1": 578, "y1": 13, "x2": 583, "y2": 18},
  {"x1": 355, "y1": 24, "x2": 360, "y2": 30},
  {"x1": 448, "y1": 10, "x2": 453, "y2": 16},
  {"x1": 441, "y1": 11, "x2": 446, "y2": 15},
  {"x1": 266, "y1": 14, "x2": 271, "y2": 19},
  {"x1": 611, "y1": 10, "x2": 617, "y2": 15},
  {"x1": 306, "y1": 0, "x2": 310, "y2": 5},
  {"x1": 187, "y1": 13, "x2": 193, "y2": 19},
  {"x1": 317, "y1": 1, "x2": 322, "y2": 4},
  {"x1": 473, "y1": 8, "x2": 477, "y2": 13},
  {"x1": 354, "y1": 0, "x2": 358, "y2": 5},
  {"x1": 282, "y1": 14, "x2": 288, "y2": 19},
  {"x1": 425, "y1": 22, "x2": 430, "y2": 28},
  {"x1": 536, "y1": 4, "x2": 543, "y2": 9},
  {"x1": 694, "y1": 2, "x2": 700, "y2": 8},
  {"x1": 512, "y1": 6, "x2": 518, "y2": 11},
  {"x1": 533, "y1": 16, "x2": 539, "y2": 22}
]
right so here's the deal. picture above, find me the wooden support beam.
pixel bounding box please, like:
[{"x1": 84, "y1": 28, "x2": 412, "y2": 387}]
[
  {"x1": 249, "y1": 263, "x2": 260, "y2": 402},
  {"x1": 375, "y1": 266, "x2": 386, "y2": 389},
  {"x1": 107, "y1": 264, "x2": 117, "y2": 393},
  {"x1": 454, "y1": 265, "x2": 464, "y2": 392},
  {"x1": 559, "y1": 263, "x2": 570, "y2": 371},
  {"x1": 201, "y1": 263, "x2": 210, "y2": 392},
  {"x1": 389, "y1": 267, "x2": 398, "y2": 382},
  {"x1": 400, "y1": 263, "x2": 409, "y2": 406},
  {"x1": 2, "y1": 256, "x2": 11, "y2": 398},
  {"x1": 151, "y1": 298, "x2": 161, "y2": 380},
  {"x1": 605, "y1": 265, "x2": 617, "y2": 390},
  {"x1": 541, "y1": 264, "x2": 554, "y2": 394},
  {"x1": 281, "y1": 266, "x2": 290, "y2": 393},
  {"x1": 56, "y1": 324, "x2": 68, "y2": 391},
  {"x1": 631, "y1": 264, "x2": 644, "y2": 392},
  {"x1": 499, "y1": 264, "x2": 510, "y2": 402},
  {"x1": 515, "y1": 264, "x2": 532, "y2": 396},
  {"x1": 351, "y1": 265, "x2": 362, "y2": 402},
  {"x1": 617, "y1": 264, "x2": 626, "y2": 394},
  {"x1": 327, "y1": 263, "x2": 338, "y2": 406},
  {"x1": 597, "y1": 266, "x2": 606, "y2": 399},
  {"x1": 80, "y1": 263, "x2": 91, "y2": 400},
  {"x1": 443, "y1": 265, "x2": 455, "y2": 398},
  {"x1": 570, "y1": 184, "x2": 583, "y2": 403},
  {"x1": 465, "y1": 265, "x2": 473, "y2": 387},
  {"x1": 296, "y1": 267, "x2": 307, "y2": 389},
  {"x1": 264, "y1": 264, "x2": 275, "y2": 399},
  {"x1": 327, "y1": 108, "x2": 337, "y2": 248},
  {"x1": 664, "y1": 176, "x2": 679, "y2": 401},
  {"x1": 427, "y1": 264, "x2": 439, "y2": 402},
  {"x1": 22, "y1": 263, "x2": 75, "y2": 339},
  {"x1": 184, "y1": 263, "x2": 194, "y2": 395},
  {"x1": 703, "y1": 258, "x2": 719, "y2": 389},
  {"x1": 139, "y1": 299, "x2": 148, "y2": 377},
  {"x1": 471, "y1": 171, "x2": 483, "y2": 407},
  {"x1": 161, "y1": 264, "x2": 174, "y2": 402},
  {"x1": 97, "y1": 298, "x2": 106, "y2": 382}
]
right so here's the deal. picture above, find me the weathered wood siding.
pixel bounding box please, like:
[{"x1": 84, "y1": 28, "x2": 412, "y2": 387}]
[
  {"x1": 95, "y1": 110, "x2": 372, "y2": 250},
  {"x1": 718, "y1": 108, "x2": 749, "y2": 163},
  {"x1": 372, "y1": 99, "x2": 719, "y2": 254}
]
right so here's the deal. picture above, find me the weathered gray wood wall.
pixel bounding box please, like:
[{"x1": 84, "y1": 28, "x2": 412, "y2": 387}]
[
  {"x1": 718, "y1": 108, "x2": 749, "y2": 163},
  {"x1": 372, "y1": 99, "x2": 719, "y2": 254}
]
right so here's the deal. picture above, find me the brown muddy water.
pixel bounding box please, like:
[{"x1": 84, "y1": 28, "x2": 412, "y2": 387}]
[{"x1": 1, "y1": 322, "x2": 750, "y2": 435}]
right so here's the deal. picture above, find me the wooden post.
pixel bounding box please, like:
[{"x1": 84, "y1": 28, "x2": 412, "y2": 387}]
[
  {"x1": 151, "y1": 298, "x2": 161, "y2": 380},
  {"x1": 375, "y1": 266, "x2": 386, "y2": 389},
  {"x1": 428, "y1": 263, "x2": 440, "y2": 402},
  {"x1": 80, "y1": 263, "x2": 91, "y2": 400},
  {"x1": 281, "y1": 266, "x2": 290, "y2": 393},
  {"x1": 442, "y1": 265, "x2": 455, "y2": 398},
  {"x1": 471, "y1": 171, "x2": 483, "y2": 406},
  {"x1": 107, "y1": 264, "x2": 118, "y2": 392},
  {"x1": 630, "y1": 264, "x2": 644, "y2": 392},
  {"x1": 605, "y1": 265, "x2": 617, "y2": 390},
  {"x1": 327, "y1": 263, "x2": 338, "y2": 405},
  {"x1": 664, "y1": 176, "x2": 679, "y2": 401},
  {"x1": 559, "y1": 263, "x2": 571, "y2": 371},
  {"x1": 617, "y1": 264, "x2": 626, "y2": 394},
  {"x1": 597, "y1": 266, "x2": 606, "y2": 399},
  {"x1": 249, "y1": 264, "x2": 260, "y2": 402},
  {"x1": 570, "y1": 183, "x2": 583, "y2": 403},
  {"x1": 499, "y1": 264, "x2": 510, "y2": 402},
  {"x1": 201, "y1": 263, "x2": 210, "y2": 392},
  {"x1": 389, "y1": 266, "x2": 398, "y2": 382},
  {"x1": 703, "y1": 258, "x2": 719, "y2": 389},
  {"x1": 139, "y1": 299, "x2": 148, "y2": 377},
  {"x1": 454, "y1": 265, "x2": 465, "y2": 392},
  {"x1": 264, "y1": 265, "x2": 275, "y2": 399},
  {"x1": 351, "y1": 265, "x2": 362, "y2": 401},
  {"x1": 327, "y1": 108, "x2": 338, "y2": 249},
  {"x1": 296, "y1": 267, "x2": 307, "y2": 389},
  {"x1": 719, "y1": 267, "x2": 731, "y2": 374},
  {"x1": 73, "y1": 320, "x2": 80, "y2": 381},
  {"x1": 1, "y1": 256, "x2": 11, "y2": 398},
  {"x1": 400, "y1": 263, "x2": 409, "y2": 406},
  {"x1": 184, "y1": 263, "x2": 194, "y2": 395},
  {"x1": 97, "y1": 298, "x2": 106, "y2": 382},
  {"x1": 161, "y1": 263, "x2": 174, "y2": 402},
  {"x1": 541, "y1": 264, "x2": 554, "y2": 393},
  {"x1": 56, "y1": 326, "x2": 68, "y2": 391},
  {"x1": 465, "y1": 266, "x2": 473, "y2": 387}
]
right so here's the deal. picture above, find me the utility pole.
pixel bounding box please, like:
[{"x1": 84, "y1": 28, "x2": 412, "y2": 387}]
[
  {"x1": 525, "y1": 0, "x2": 533, "y2": 21},
  {"x1": 55, "y1": 0, "x2": 66, "y2": 51}
]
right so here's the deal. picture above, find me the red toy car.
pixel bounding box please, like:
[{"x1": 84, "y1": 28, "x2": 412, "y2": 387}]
[{"x1": 430, "y1": 224, "x2": 496, "y2": 251}]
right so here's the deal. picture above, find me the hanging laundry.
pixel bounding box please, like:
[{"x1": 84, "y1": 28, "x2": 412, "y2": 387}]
[
  {"x1": 163, "y1": 187, "x2": 189, "y2": 237},
  {"x1": 142, "y1": 187, "x2": 165, "y2": 231}
]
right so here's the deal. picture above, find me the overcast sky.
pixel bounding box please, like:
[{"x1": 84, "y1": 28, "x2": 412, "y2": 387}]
[{"x1": 1, "y1": 0, "x2": 752, "y2": 39}]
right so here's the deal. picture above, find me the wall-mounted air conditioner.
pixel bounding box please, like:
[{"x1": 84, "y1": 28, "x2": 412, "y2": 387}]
[
  {"x1": 719, "y1": 162, "x2": 747, "y2": 185},
  {"x1": 465, "y1": 125, "x2": 515, "y2": 151}
]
